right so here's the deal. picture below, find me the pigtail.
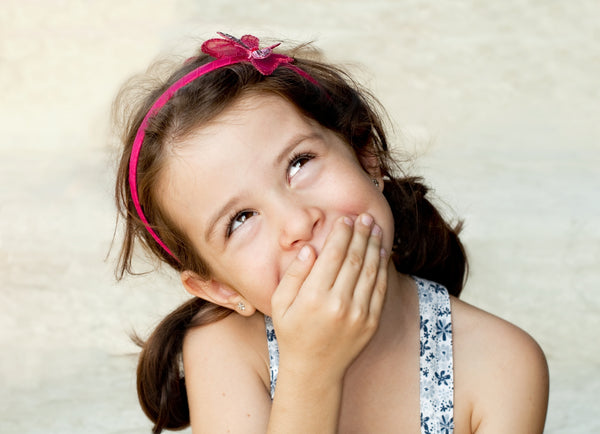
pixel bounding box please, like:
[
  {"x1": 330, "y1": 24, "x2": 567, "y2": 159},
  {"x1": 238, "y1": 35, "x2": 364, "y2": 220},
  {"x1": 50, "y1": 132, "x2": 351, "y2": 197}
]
[
  {"x1": 384, "y1": 177, "x2": 467, "y2": 297},
  {"x1": 136, "y1": 298, "x2": 231, "y2": 433}
]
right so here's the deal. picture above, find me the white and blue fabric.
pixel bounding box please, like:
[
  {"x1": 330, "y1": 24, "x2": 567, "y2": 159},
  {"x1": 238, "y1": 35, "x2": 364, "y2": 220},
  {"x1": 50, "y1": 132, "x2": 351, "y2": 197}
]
[{"x1": 417, "y1": 277, "x2": 454, "y2": 434}]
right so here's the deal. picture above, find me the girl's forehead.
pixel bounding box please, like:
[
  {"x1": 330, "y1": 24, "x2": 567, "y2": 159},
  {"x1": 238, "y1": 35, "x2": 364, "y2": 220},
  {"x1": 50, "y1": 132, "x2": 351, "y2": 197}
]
[
  {"x1": 212, "y1": 92, "x2": 305, "y2": 125},
  {"x1": 166, "y1": 93, "x2": 323, "y2": 175},
  {"x1": 179, "y1": 93, "x2": 317, "y2": 150}
]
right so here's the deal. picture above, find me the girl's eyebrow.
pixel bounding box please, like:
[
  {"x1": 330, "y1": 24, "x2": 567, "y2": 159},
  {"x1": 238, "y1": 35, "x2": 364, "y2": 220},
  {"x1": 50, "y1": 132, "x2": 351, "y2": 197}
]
[
  {"x1": 274, "y1": 132, "x2": 320, "y2": 166},
  {"x1": 204, "y1": 132, "x2": 322, "y2": 243},
  {"x1": 205, "y1": 195, "x2": 241, "y2": 243}
]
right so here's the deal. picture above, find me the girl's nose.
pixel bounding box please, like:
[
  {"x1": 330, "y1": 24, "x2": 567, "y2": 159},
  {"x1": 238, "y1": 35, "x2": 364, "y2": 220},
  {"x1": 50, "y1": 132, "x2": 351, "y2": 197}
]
[{"x1": 275, "y1": 197, "x2": 322, "y2": 250}]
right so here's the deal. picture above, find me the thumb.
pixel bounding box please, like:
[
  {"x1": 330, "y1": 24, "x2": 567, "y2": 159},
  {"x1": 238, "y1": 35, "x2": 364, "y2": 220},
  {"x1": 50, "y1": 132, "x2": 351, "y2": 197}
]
[{"x1": 271, "y1": 245, "x2": 315, "y2": 316}]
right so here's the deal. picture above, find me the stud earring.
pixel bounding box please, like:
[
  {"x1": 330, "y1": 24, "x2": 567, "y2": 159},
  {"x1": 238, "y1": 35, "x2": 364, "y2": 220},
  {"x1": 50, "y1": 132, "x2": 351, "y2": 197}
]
[
  {"x1": 237, "y1": 301, "x2": 246, "y2": 312},
  {"x1": 372, "y1": 178, "x2": 380, "y2": 187}
]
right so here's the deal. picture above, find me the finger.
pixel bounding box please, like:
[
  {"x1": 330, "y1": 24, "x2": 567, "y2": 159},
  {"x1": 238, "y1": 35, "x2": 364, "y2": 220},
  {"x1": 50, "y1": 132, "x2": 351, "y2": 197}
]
[
  {"x1": 330, "y1": 213, "x2": 375, "y2": 299},
  {"x1": 271, "y1": 245, "x2": 315, "y2": 315},
  {"x1": 367, "y1": 247, "x2": 389, "y2": 318},
  {"x1": 301, "y1": 216, "x2": 354, "y2": 291},
  {"x1": 351, "y1": 223, "x2": 383, "y2": 307}
]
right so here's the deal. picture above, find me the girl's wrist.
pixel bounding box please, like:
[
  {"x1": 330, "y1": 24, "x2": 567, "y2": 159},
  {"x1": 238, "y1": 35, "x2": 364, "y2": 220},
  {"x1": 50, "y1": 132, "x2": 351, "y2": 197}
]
[
  {"x1": 269, "y1": 363, "x2": 344, "y2": 433},
  {"x1": 277, "y1": 356, "x2": 347, "y2": 388}
]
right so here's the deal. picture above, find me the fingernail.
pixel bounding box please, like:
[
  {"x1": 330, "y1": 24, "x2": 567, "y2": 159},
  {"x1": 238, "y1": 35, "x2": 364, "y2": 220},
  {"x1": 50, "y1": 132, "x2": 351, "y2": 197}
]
[
  {"x1": 298, "y1": 245, "x2": 310, "y2": 261},
  {"x1": 371, "y1": 225, "x2": 382, "y2": 236},
  {"x1": 342, "y1": 216, "x2": 353, "y2": 226},
  {"x1": 360, "y1": 214, "x2": 373, "y2": 226},
  {"x1": 380, "y1": 248, "x2": 387, "y2": 258}
]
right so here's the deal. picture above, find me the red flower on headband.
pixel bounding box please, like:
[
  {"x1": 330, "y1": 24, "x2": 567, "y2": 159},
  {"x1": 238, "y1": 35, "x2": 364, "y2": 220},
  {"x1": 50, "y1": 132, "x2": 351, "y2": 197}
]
[{"x1": 201, "y1": 32, "x2": 293, "y2": 75}]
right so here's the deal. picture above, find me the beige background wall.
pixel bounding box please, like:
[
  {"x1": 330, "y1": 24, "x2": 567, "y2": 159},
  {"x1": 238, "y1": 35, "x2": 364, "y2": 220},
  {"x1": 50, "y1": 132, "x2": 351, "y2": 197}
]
[{"x1": 1, "y1": 1, "x2": 598, "y2": 432}]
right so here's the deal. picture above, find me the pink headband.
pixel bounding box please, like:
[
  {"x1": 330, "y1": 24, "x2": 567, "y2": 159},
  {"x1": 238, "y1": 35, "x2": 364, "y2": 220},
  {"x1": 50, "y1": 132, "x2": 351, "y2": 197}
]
[{"x1": 128, "y1": 32, "x2": 320, "y2": 261}]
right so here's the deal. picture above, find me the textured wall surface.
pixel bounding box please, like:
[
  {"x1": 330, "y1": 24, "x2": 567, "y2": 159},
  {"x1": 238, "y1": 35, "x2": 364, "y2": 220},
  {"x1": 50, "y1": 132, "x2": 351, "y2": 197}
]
[{"x1": 1, "y1": 1, "x2": 598, "y2": 432}]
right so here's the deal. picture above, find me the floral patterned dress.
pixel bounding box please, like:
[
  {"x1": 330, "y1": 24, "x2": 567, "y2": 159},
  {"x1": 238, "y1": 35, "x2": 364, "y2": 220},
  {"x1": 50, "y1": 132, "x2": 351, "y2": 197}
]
[{"x1": 265, "y1": 276, "x2": 454, "y2": 434}]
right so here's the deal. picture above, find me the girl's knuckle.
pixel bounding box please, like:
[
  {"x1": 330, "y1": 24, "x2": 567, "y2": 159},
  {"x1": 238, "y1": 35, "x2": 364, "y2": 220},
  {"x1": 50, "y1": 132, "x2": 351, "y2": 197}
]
[
  {"x1": 350, "y1": 305, "x2": 367, "y2": 323},
  {"x1": 363, "y1": 262, "x2": 378, "y2": 279},
  {"x1": 346, "y1": 250, "x2": 363, "y2": 268},
  {"x1": 328, "y1": 298, "x2": 347, "y2": 319},
  {"x1": 304, "y1": 292, "x2": 320, "y2": 309},
  {"x1": 375, "y1": 281, "x2": 387, "y2": 296},
  {"x1": 365, "y1": 316, "x2": 379, "y2": 332}
]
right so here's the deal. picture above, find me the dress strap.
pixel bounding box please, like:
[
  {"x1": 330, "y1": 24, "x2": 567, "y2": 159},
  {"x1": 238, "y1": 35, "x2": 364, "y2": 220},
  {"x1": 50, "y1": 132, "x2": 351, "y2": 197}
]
[
  {"x1": 264, "y1": 315, "x2": 279, "y2": 400},
  {"x1": 416, "y1": 277, "x2": 455, "y2": 434}
]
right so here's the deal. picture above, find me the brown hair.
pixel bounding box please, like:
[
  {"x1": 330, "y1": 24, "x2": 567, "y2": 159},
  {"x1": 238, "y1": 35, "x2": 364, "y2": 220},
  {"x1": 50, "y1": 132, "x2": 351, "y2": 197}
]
[{"x1": 114, "y1": 42, "x2": 467, "y2": 433}]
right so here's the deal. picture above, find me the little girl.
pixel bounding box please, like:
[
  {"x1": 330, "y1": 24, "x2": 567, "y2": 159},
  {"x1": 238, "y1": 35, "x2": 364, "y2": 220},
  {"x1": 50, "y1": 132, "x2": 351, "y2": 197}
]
[{"x1": 114, "y1": 33, "x2": 548, "y2": 433}]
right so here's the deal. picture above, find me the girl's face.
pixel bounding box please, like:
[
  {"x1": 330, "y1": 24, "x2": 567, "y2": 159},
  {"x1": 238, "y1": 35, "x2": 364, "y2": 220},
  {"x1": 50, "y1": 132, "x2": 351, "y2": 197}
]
[{"x1": 159, "y1": 94, "x2": 394, "y2": 315}]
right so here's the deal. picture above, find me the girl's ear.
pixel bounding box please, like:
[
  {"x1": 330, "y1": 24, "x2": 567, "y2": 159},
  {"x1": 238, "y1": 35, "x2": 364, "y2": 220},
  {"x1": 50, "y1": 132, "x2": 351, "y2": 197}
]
[
  {"x1": 180, "y1": 271, "x2": 256, "y2": 316},
  {"x1": 358, "y1": 148, "x2": 384, "y2": 191}
]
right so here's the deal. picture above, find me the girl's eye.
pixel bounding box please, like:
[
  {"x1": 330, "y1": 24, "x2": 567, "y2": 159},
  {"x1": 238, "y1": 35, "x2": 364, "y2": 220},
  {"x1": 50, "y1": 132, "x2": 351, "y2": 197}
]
[
  {"x1": 227, "y1": 210, "x2": 257, "y2": 237},
  {"x1": 287, "y1": 152, "x2": 315, "y2": 181}
]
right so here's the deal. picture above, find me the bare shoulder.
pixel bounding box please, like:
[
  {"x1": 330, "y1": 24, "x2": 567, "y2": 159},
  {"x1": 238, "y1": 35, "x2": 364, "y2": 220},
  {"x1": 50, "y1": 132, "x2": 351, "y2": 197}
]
[
  {"x1": 184, "y1": 310, "x2": 266, "y2": 357},
  {"x1": 183, "y1": 312, "x2": 272, "y2": 432},
  {"x1": 450, "y1": 296, "x2": 549, "y2": 433},
  {"x1": 450, "y1": 296, "x2": 548, "y2": 368}
]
